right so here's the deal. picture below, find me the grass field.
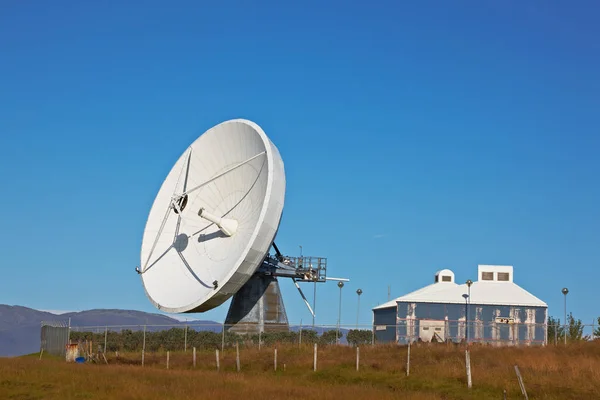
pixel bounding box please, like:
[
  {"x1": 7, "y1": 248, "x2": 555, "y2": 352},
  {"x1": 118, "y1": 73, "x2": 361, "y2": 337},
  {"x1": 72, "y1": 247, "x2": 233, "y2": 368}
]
[{"x1": 2, "y1": 341, "x2": 599, "y2": 399}]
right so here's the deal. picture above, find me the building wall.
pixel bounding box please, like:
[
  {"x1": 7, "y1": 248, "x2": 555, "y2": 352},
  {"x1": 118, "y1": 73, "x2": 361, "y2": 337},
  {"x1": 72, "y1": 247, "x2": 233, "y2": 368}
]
[
  {"x1": 373, "y1": 307, "x2": 397, "y2": 343},
  {"x1": 378, "y1": 302, "x2": 547, "y2": 345}
]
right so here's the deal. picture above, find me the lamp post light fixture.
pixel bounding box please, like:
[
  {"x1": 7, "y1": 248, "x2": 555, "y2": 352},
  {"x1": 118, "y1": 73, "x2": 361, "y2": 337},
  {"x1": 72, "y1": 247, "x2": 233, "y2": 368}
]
[
  {"x1": 465, "y1": 280, "x2": 473, "y2": 344},
  {"x1": 337, "y1": 281, "x2": 344, "y2": 344},
  {"x1": 356, "y1": 288, "x2": 363, "y2": 329},
  {"x1": 562, "y1": 287, "x2": 569, "y2": 345}
]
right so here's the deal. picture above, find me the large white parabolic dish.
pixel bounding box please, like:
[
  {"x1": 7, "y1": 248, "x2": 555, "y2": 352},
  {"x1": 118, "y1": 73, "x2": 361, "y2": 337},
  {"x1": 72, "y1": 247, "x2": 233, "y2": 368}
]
[{"x1": 139, "y1": 119, "x2": 285, "y2": 313}]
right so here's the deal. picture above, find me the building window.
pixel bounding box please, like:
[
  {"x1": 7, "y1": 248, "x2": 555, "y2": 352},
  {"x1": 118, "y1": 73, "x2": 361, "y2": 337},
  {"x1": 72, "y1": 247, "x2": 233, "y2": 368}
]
[
  {"x1": 435, "y1": 275, "x2": 439, "y2": 283},
  {"x1": 442, "y1": 275, "x2": 451, "y2": 282},
  {"x1": 497, "y1": 272, "x2": 510, "y2": 281},
  {"x1": 482, "y1": 271, "x2": 494, "y2": 281}
]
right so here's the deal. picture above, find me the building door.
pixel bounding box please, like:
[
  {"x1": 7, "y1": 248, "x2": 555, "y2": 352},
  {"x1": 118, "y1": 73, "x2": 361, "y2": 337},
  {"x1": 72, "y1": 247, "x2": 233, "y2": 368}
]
[{"x1": 419, "y1": 320, "x2": 446, "y2": 342}]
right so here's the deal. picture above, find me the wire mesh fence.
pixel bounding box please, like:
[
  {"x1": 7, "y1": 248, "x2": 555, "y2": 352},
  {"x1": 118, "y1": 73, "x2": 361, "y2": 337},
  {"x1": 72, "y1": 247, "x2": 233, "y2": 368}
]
[
  {"x1": 393, "y1": 318, "x2": 549, "y2": 346},
  {"x1": 57, "y1": 320, "x2": 599, "y2": 357},
  {"x1": 547, "y1": 322, "x2": 598, "y2": 345},
  {"x1": 67, "y1": 323, "x2": 372, "y2": 354},
  {"x1": 386, "y1": 319, "x2": 598, "y2": 346}
]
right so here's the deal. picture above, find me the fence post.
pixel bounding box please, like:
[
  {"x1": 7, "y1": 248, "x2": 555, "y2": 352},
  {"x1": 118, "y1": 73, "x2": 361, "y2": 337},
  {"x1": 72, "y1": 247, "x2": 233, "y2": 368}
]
[
  {"x1": 274, "y1": 348, "x2": 278, "y2": 371},
  {"x1": 259, "y1": 330, "x2": 262, "y2": 351},
  {"x1": 356, "y1": 346, "x2": 360, "y2": 371},
  {"x1": 299, "y1": 324, "x2": 302, "y2": 347},
  {"x1": 184, "y1": 325, "x2": 187, "y2": 352},
  {"x1": 406, "y1": 341, "x2": 411, "y2": 377},
  {"x1": 142, "y1": 325, "x2": 146, "y2": 367},
  {"x1": 592, "y1": 320, "x2": 595, "y2": 341},
  {"x1": 371, "y1": 328, "x2": 375, "y2": 346},
  {"x1": 313, "y1": 343, "x2": 317, "y2": 371},
  {"x1": 465, "y1": 350, "x2": 472, "y2": 389},
  {"x1": 104, "y1": 326, "x2": 108, "y2": 354},
  {"x1": 39, "y1": 322, "x2": 44, "y2": 359},
  {"x1": 221, "y1": 323, "x2": 225, "y2": 352},
  {"x1": 215, "y1": 349, "x2": 220, "y2": 371},
  {"x1": 514, "y1": 365, "x2": 529, "y2": 400},
  {"x1": 167, "y1": 351, "x2": 170, "y2": 369},
  {"x1": 193, "y1": 347, "x2": 196, "y2": 368},
  {"x1": 236, "y1": 342, "x2": 240, "y2": 372}
]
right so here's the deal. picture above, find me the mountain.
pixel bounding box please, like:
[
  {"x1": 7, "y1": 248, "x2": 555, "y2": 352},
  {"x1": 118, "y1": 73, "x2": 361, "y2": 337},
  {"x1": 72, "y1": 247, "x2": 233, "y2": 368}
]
[
  {"x1": 0, "y1": 305, "x2": 355, "y2": 357},
  {"x1": 62, "y1": 309, "x2": 192, "y2": 327},
  {"x1": 0, "y1": 305, "x2": 64, "y2": 357},
  {"x1": 0, "y1": 305, "x2": 218, "y2": 357}
]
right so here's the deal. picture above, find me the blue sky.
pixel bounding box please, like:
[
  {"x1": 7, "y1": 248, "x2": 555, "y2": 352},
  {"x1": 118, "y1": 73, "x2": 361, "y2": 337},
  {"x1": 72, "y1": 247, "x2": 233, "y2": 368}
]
[{"x1": 1, "y1": 1, "x2": 598, "y2": 328}]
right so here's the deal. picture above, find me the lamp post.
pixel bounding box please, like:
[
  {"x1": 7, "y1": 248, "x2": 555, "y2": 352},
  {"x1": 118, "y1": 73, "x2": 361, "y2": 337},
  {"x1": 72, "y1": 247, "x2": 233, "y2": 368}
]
[
  {"x1": 466, "y1": 279, "x2": 473, "y2": 343},
  {"x1": 462, "y1": 293, "x2": 469, "y2": 343},
  {"x1": 312, "y1": 276, "x2": 317, "y2": 329},
  {"x1": 562, "y1": 287, "x2": 568, "y2": 345},
  {"x1": 356, "y1": 289, "x2": 363, "y2": 329},
  {"x1": 337, "y1": 281, "x2": 344, "y2": 344}
]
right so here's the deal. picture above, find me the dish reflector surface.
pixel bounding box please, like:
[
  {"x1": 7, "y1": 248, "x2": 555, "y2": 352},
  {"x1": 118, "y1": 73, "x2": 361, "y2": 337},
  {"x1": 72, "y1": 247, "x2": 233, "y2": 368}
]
[{"x1": 140, "y1": 119, "x2": 285, "y2": 313}]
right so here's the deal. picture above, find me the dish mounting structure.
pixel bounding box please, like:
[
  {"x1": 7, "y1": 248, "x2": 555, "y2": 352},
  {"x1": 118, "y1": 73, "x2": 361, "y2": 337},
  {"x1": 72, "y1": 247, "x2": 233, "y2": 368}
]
[{"x1": 137, "y1": 118, "x2": 348, "y2": 333}]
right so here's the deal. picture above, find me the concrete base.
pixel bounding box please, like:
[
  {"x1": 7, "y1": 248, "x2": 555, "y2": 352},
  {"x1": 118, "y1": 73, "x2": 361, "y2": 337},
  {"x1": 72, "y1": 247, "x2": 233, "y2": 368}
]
[{"x1": 224, "y1": 274, "x2": 289, "y2": 334}]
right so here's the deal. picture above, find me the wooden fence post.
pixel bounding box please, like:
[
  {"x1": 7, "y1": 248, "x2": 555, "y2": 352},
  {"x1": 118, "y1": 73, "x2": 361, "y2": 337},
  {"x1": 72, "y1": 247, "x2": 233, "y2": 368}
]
[
  {"x1": 406, "y1": 341, "x2": 411, "y2": 377},
  {"x1": 184, "y1": 325, "x2": 188, "y2": 353},
  {"x1": 236, "y1": 342, "x2": 240, "y2": 372},
  {"x1": 514, "y1": 365, "x2": 529, "y2": 400},
  {"x1": 142, "y1": 325, "x2": 146, "y2": 367},
  {"x1": 465, "y1": 350, "x2": 472, "y2": 389},
  {"x1": 313, "y1": 343, "x2": 317, "y2": 371}
]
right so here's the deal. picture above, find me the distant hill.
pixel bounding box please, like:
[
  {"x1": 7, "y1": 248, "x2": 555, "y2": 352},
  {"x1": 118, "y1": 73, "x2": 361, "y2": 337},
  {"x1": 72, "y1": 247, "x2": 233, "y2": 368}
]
[
  {"x1": 0, "y1": 305, "x2": 219, "y2": 357},
  {"x1": 62, "y1": 309, "x2": 195, "y2": 328},
  {"x1": 0, "y1": 305, "x2": 355, "y2": 357}
]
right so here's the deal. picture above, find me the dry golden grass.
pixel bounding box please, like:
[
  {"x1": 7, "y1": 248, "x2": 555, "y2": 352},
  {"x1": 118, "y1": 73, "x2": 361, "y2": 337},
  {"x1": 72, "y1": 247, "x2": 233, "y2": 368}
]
[{"x1": 2, "y1": 341, "x2": 599, "y2": 399}]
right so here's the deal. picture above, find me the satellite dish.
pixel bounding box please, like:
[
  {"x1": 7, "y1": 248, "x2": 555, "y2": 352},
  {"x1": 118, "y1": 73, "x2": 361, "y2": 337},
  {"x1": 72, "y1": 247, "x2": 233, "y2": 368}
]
[
  {"x1": 139, "y1": 118, "x2": 285, "y2": 313},
  {"x1": 138, "y1": 118, "x2": 348, "y2": 332}
]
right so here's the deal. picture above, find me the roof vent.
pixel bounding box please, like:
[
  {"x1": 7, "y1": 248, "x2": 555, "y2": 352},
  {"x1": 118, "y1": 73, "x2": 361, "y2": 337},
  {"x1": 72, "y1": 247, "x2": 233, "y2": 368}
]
[
  {"x1": 434, "y1": 269, "x2": 455, "y2": 284},
  {"x1": 477, "y1": 265, "x2": 513, "y2": 283},
  {"x1": 497, "y1": 272, "x2": 510, "y2": 281}
]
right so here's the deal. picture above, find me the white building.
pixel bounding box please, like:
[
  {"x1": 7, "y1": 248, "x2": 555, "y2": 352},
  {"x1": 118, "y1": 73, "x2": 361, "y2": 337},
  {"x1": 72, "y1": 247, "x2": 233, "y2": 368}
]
[{"x1": 372, "y1": 265, "x2": 548, "y2": 345}]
